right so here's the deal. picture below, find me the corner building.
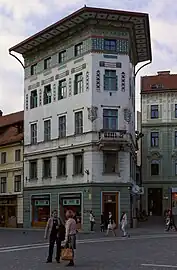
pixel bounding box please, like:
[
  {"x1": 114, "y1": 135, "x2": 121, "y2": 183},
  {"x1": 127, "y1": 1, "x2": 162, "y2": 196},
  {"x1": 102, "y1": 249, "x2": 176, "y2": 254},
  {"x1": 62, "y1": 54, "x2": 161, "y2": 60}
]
[{"x1": 10, "y1": 7, "x2": 151, "y2": 230}]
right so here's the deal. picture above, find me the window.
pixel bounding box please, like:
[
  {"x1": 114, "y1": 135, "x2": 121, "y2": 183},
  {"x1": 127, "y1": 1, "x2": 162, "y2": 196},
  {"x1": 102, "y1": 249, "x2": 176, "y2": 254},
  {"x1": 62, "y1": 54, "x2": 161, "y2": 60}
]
[
  {"x1": 0, "y1": 177, "x2": 6, "y2": 193},
  {"x1": 58, "y1": 115, "x2": 66, "y2": 138},
  {"x1": 151, "y1": 105, "x2": 159, "y2": 119},
  {"x1": 57, "y1": 156, "x2": 66, "y2": 176},
  {"x1": 75, "y1": 111, "x2": 83, "y2": 134},
  {"x1": 175, "y1": 104, "x2": 177, "y2": 118},
  {"x1": 103, "y1": 152, "x2": 118, "y2": 173},
  {"x1": 29, "y1": 160, "x2": 37, "y2": 180},
  {"x1": 15, "y1": 149, "x2": 21, "y2": 162},
  {"x1": 75, "y1": 42, "x2": 83, "y2": 57},
  {"x1": 44, "y1": 119, "x2": 51, "y2": 141},
  {"x1": 175, "y1": 131, "x2": 177, "y2": 146},
  {"x1": 104, "y1": 39, "x2": 117, "y2": 51},
  {"x1": 43, "y1": 158, "x2": 51, "y2": 178},
  {"x1": 175, "y1": 162, "x2": 177, "y2": 175},
  {"x1": 14, "y1": 175, "x2": 21, "y2": 192},
  {"x1": 31, "y1": 123, "x2": 37, "y2": 144},
  {"x1": 151, "y1": 160, "x2": 159, "y2": 176},
  {"x1": 31, "y1": 64, "x2": 37, "y2": 76},
  {"x1": 59, "y1": 50, "x2": 66, "y2": 63},
  {"x1": 44, "y1": 57, "x2": 51, "y2": 70},
  {"x1": 58, "y1": 79, "x2": 67, "y2": 100},
  {"x1": 104, "y1": 70, "x2": 117, "y2": 91},
  {"x1": 43, "y1": 84, "x2": 52, "y2": 105},
  {"x1": 1, "y1": 152, "x2": 6, "y2": 164},
  {"x1": 151, "y1": 132, "x2": 159, "y2": 147},
  {"x1": 74, "y1": 73, "x2": 83, "y2": 95},
  {"x1": 30, "y1": 89, "x2": 38, "y2": 109},
  {"x1": 103, "y1": 109, "x2": 118, "y2": 130},
  {"x1": 74, "y1": 154, "x2": 83, "y2": 175}
]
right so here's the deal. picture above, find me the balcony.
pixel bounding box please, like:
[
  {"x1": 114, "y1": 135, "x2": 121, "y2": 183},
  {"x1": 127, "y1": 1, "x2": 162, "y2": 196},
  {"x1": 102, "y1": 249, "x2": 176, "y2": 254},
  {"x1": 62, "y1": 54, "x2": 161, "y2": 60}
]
[{"x1": 98, "y1": 130, "x2": 131, "y2": 150}]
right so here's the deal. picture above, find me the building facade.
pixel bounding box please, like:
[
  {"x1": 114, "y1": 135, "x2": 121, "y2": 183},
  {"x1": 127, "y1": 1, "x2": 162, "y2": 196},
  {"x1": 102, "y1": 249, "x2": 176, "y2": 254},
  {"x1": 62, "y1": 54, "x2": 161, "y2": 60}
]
[
  {"x1": 141, "y1": 71, "x2": 177, "y2": 217},
  {"x1": 10, "y1": 7, "x2": 151, "y2": 230},
  {"x1": 0, "y1": 111, "x2": 23, "y2": 227}
]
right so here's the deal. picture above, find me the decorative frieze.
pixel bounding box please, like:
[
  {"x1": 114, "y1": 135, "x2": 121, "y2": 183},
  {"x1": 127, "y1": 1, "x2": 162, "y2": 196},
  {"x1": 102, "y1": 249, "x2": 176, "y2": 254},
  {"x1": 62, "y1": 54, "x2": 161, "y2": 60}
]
[
  {"x1": 99, "y1": 61, "x2": 121, "y2": 68},
  {"x1": 68, "y1": 78, "x2": 72, "y2": 97},
  {"x1": 41, "y1": 76, "x2": 54, "y2": 86},
  {"x1": 28, "y1": 82, "x2": 40, "y2": 91},
  {"x1": 25, "y1": 94, "x2": 28, "y2": 110},
  {"x1": 71, "y1": 63, "x2": 86, "y2": 74},
  {"x1": 87, "y1": 106, "x2": 98, "y2": 122},
  {"x1": 55, "y1": 70, "x2": 69, "y2": 80},
  {"x1": 74, "y1": 57, "x2": 84, "y2": 64},
  {"x1": 96, "y1": 70, "x2": 100, "y2": 92},
  {"x1": 86, "y1": 71, "x2": 89, "y2": 91},
  {"x1": 117, "y1": 39, "x2": 129, "y2": 54},
  {"x1": 53, "y1": 84, "x2": 56, "y2": 101},
  {"x1": 124, "y1": 108, "x2": 131, "y2": 123},
  {"x1": 39, "y1": 89, "x2": 42, "y2": 106},
  {"x1": 121, "y1": 72, "x2": 125, "y2": 92},
  {"x1": 103, "y1": 54, "x2": 118, "y2": 59}
]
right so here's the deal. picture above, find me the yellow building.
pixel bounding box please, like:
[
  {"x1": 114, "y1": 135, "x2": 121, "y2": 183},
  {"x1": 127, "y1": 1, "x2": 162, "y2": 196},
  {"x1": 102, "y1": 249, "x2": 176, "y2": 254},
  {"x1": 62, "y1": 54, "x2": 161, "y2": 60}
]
[{"x1": 0, "y1": 110, "x2": 24, "y2": 227}]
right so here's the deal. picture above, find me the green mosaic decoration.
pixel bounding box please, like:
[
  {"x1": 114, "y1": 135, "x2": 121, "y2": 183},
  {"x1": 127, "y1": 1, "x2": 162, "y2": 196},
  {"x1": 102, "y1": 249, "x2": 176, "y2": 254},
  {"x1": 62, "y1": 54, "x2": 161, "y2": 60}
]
[
  {"x1": 92, "y1": 38, "x2": 104, "y2": 50},
  {"x1": 117, "y1": 39, "x2": 129, "y2": 54}
]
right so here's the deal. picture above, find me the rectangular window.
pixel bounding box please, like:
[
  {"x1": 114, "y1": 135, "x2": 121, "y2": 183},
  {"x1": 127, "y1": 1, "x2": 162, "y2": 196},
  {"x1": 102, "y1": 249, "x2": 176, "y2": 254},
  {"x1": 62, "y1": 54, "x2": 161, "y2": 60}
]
[
  {"x1": 31, "y1": 64, "x2": 37, "y2": 76},
  {"x1": 175, "y1": 104, "x2": 177, "y2": 118},
  {"x1": 104, "y1": 70, "x2": 117, "y2": 91},
  {"x1": 175, "y1": 131, "x2": 177, "y2": 146},
  {"x1": 15, "y1": 149, "x2": 21, "y2": 162},
  {"x1": 43, "y1": 84, "x2": 52, "y2": 105},
  {"x1": 151, "y1": 132, "x2": 159, "y2": 147},
  {"x1": 103, "y1": 152, "x2": 118, "y2": 173},
  {"x1": 30, "y1": 123, "x2": 37, "y2": 144},
  {"x1": 59, "y1": 50, "x2": 66, "y2": 63},
  {"x1": 75, "y1": 111, "x2": 83, "y2": 135},
  {"x1": 29, "y1": 160, "x2": 37, "y2": 180},
  {"x1": 44, "y1": 119, "x2": 51, "y2": 141},
  {"x1": 175, "y1": 163, "x2": 177, "y2": 175},
  {"x1": 30, "y1": 89, "x2": 38, "y2": 109},
  {"x1": 151, "y1": 105, "x2": 159, "y2": 119},
  {"x1": 1, "y1": 152, "x2": 6, "y2": 164},
  {"x1": 74, "y1": 154, "x2": 83, "y2": 175},
  {"x1": 14, "y1": 175, "x2": 21, "y2": 192},
  {"x1": 44, "y1": 57, "x2": 51, "y2": 70},
  {"x1": 75, "y1": 42, "x2": 83, "y2": 57},
  {"x1": 104, "y1": 39, "x2": 117, "y2": 51},
  {"x1": 74, "y1": 73, "x2": 83, "y2": 95},
  {"x1": 103, "y1": 109, "x2": 118, "y2": 130},
  {"x1": 0, "y1": 177, "x2": 6, "y2": 193},
  {"x1": 43, "y1": 158, "x2": 51, "y2": 178},
  {"x1": 57, "y1": 156, "x2": 66, "y2": 176},
  {"x1": 58, "y1": 79, "x2": 67, "y2": 100},
  {"x1": 151, "y1": 160, "x2": 159, "y2": 176},
  {"x1": 58, "y1": 115, "x2": 66, "y2": 138}
]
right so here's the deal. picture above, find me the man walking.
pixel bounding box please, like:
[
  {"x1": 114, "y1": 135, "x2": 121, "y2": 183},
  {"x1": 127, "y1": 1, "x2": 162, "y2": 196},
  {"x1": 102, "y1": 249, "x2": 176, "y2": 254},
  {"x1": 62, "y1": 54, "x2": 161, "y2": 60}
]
[{"x1": 44, "y1": 210, "x2": 64, "y2": 263}]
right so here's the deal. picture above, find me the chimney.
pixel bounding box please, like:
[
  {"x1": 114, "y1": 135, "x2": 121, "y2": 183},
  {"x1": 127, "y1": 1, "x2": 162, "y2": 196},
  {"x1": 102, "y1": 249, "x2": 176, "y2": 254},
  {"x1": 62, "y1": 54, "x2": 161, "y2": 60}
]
[
  {"x1": 157, "y1": 71, "x2": 170, "y2": 76},
  {"x1": 0, "y1": 110, "x2": 3, "y2": 116}
]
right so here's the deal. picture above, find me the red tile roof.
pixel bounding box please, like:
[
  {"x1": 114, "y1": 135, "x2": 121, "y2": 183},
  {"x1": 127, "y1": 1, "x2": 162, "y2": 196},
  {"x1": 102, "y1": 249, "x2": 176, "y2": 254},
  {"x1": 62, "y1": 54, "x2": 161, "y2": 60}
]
[
  {"x1": 141, "y1": 71, "x2": 177, "y2": 93},
  {"x1": 0, "y1": 111, "x2": 24, "y2": 147}
]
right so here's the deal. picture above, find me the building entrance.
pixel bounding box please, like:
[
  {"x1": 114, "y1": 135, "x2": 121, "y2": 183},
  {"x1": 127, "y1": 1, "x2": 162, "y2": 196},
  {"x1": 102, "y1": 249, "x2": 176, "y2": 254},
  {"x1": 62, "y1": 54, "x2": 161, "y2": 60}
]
[{"x1": 148, "y1": 188, "x2": 162, "y2": 216}]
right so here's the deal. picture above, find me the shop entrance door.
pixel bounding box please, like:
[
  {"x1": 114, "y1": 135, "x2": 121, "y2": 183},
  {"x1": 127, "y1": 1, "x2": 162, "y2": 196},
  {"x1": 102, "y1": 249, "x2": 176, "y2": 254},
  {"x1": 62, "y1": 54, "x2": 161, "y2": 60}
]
[
  {"x1": 148, "y1": 188, "x2": 162, "y2": 216},
  {"x1": 0, "y1": 206, "x2": 6, "y2": 227},
  {"x1": 102, "y1": 192, "x2": 119, "y2": 227}
]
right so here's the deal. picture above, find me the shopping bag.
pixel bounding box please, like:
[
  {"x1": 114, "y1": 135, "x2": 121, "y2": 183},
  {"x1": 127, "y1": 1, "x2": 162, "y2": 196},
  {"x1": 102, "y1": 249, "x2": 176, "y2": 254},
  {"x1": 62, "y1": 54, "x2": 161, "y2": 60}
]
[
  {"x1": 112, "y1": 222, "x2": 116, "y2": 229},
  {"x1": 61, "y1": 248, "x2": 73, "y2": 261}
]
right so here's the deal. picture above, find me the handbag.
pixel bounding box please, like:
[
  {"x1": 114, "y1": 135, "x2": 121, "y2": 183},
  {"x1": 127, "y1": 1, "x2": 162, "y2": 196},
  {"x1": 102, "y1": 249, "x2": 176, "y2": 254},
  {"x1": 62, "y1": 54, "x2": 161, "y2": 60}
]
[
  {"x1": 61, "y1": 248, "x2": 73, "y2": 261},
  {"x1": 112, "y1": 222, "x2": 116, "y2": 229}
]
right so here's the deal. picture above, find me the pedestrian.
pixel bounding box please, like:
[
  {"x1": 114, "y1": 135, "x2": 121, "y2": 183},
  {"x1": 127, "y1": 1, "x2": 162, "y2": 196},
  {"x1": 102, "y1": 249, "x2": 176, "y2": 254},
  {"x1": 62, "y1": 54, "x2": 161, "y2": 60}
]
[
  {"x1": 90, "y1": 210, "x2": 95, "y2": 231},
  {"x1": 64, "y1": 210, "x2": 77, "y2": 266},
  {"x1": 44, "y1": 210, "x2": 64, "y2": 263},
  {"x1": 166, "y1": 209, "x2": 177, "y2": 231},
  {"x1": 100, "y1": 213, "x2": 105, "y2": 232},
  {"x1": 120, "y1": 211, "x2": 128, "y2": 237},
  {"x1": 106, "y1": 212, "x2": 116, "y2": 236}
]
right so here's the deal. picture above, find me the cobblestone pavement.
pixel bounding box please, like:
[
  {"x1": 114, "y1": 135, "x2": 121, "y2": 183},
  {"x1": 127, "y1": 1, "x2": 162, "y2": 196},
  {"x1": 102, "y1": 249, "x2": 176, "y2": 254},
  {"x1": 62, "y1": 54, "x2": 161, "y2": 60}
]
[{"x1": 1, "y1": 233, "x2": 177, "y2": 269}]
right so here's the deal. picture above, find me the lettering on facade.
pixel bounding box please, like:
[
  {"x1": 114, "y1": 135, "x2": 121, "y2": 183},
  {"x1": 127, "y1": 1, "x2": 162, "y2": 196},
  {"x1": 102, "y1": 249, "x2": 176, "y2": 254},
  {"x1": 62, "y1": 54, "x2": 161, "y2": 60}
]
[
  {"x1": 87, "y1": 106, "x2": 98, "y2": 122},
  {"x1": 41, "y1": 76, "x2": 54, "y2": 86},
  {"x1": 55, "y1": 70, "x2": 69, "y2": 80},
  {"x1": 71, "y1": 63, "x2": 86, "y2": 74},
  {"x1": 99, "y1": 61, "x2": 122, "y2": 68},
  {"x1": 28, "y1": 82, "x2": 40, "y2": 90}
]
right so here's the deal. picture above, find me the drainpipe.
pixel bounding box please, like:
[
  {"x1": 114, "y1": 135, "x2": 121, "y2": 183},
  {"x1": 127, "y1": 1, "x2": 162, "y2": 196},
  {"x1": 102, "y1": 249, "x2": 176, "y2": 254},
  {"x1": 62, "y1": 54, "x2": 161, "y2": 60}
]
[{"x1": 9, "y1": 51, "x2": 25, "y2": 227}]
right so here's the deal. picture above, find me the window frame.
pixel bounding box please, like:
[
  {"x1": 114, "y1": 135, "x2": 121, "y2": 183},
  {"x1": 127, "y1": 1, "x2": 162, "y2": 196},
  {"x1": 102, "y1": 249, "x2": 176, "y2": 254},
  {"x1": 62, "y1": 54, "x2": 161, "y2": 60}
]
[
  {"x1": 151, "y1": 160, "x2": 160, "y2": 176},
  {"x1": 74, "y1": 42, "x2": 83, "y2": 57},
  {"x1": 30, "y1": 123, "x2": 37, "y2": 144},
  {"x1": 30, "y1": 89, "x2": 38, "y2": 109},
  {"x1": 103, "y1": 109, "x2": 118, "y2": 130},
  {"x1": 151, "y1": 132, "x2": 159, "y2": 147},
  {"x1": 151, "y1": 105, "x2": 159, "y2": 119},
  {"x1": 30, "y1": 63, "x2": 37, "y2": 76},
  {"x1": 58, "y1": 79, "x2": 67, "y2": 100},
  {"x1": 59, "y1": 50, "x2": 67, "y2": 63},
  {"x1": 74, "y1": 73, "x2": 83, "y2": 95},
  {"x1": 103, "y1": 151, "x2": 118, "y2": 173},
  {"x1": 75, "y1": 111, "x2": 83, "y2": 135},
  {"x1": 57, "y1": 156, "x2": 66, "y2": 177},
  {"x1": 104, "y1": 39, "x2": 117, "y2": 51},
  {"x1": 73, "y1": 153, "x2": 83, "y2": 175},
  {"x1": 15, "y1": 149, "x2": 21, "y2": 162},
  {"x1": 44, "y1": 119, "x2": 51, "y2": 141},
  {"x1": 0, "y1": 177, "x2": 6, "y2": 193},
  {"x1": 58, "y1": 115, "x2": 66, "y2": 138},
  {"x1": 14, "y1": 175, "x2": 21, "y2": 192},
  {"x1": 43, "y1": 84, "x2": 52, "y2": 105},
  {"x1": 104, "y1": 69, "x2": 117, "y2": 91},
  {"x1": 44, "y1": 57, "x2": 51, "y2": 70},
  {"x1": 1, "y1": 152, "x2": 6, "y2": 164},
  {"x1": 29, "y1": 160, "x2": 37, "y2": 180},
  {"x1": 43, "y1": 158, "x2": 51, "y2": 178}
]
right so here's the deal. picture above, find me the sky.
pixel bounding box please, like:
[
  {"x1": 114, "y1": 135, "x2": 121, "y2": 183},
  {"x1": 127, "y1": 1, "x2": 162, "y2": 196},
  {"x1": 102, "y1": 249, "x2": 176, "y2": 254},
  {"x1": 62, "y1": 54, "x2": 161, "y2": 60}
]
[{"x1": 0, "y1": 0, "x2": 177, "y2": 115}]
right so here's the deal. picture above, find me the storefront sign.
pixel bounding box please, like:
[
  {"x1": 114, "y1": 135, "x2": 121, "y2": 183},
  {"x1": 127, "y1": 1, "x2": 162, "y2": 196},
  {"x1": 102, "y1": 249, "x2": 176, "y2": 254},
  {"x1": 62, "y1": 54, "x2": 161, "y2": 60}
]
[
  {"x1": 32, "y1": 195, "x2": 50, "y2": 200},
  {"x1": 35, "y1": 200, "x2": 49, "y2": 206},
  {"x1": 63, "y1": 199, "x2": 80, "y2": 206}
]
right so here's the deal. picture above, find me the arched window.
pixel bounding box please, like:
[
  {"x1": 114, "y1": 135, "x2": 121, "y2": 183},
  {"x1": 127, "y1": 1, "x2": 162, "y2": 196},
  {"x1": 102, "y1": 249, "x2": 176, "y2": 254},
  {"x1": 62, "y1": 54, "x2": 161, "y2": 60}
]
[{"x1": 151, "y1": 160, "x2": 159, "y2": 176}]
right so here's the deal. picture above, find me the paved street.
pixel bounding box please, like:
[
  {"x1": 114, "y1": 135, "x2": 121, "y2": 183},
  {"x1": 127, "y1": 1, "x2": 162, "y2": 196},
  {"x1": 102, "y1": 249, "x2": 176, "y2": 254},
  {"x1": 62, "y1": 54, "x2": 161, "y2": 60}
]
[{"x1": 1, "y1": 230, "x2": 177, "y2": 269}]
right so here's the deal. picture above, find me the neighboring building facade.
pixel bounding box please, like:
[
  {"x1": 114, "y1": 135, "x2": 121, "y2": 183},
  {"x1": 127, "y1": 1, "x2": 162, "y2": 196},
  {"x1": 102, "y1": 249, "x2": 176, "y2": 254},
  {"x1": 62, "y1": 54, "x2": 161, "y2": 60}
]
[
  {"x1": 141, "y1": 71, "x2": 177, "y2": 217},
  {"x1": 10, "y1": 7, "x2": 151, "y2": 230},
  {"x1": 0, "y1": 111, "x2": 23, "y2": 227}
]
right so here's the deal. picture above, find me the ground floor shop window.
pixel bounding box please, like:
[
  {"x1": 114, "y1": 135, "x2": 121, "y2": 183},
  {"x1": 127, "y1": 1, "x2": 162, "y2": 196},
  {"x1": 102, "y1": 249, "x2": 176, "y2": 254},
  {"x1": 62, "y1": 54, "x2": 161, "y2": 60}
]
[
  {"x1": 59, "y1": 193, "x2": 82, "y2": 230},
  {"x1": 172, "y1": 188, "x2": 177, "y2": 215},
  {"x1": 0, "y1": 196, "x2": 17, "y2": 227},
  {"x1": 31, "y1": 195, "x2": 50, "y2": 227}
]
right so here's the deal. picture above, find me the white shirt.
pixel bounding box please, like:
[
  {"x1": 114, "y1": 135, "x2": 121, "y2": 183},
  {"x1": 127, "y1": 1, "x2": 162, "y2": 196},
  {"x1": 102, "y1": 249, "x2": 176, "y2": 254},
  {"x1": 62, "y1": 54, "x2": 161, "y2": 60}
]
[{"x1": 90, "y1": 213, "x2": 94, "y2": 222}]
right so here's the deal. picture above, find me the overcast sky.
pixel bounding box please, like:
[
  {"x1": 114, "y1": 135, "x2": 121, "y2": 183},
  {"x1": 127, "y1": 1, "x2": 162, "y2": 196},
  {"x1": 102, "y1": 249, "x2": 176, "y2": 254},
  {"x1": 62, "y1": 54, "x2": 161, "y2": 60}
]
[{"x1": 0, "y1": 0, "x2": 176, "y2": 114}]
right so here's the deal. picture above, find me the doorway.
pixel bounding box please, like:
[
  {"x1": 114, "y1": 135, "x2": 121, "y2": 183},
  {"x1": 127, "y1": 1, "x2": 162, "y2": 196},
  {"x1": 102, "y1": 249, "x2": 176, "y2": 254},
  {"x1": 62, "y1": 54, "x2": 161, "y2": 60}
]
[
  {"x1": 148, "y1": 188, "x2": 162, "y2": 216},
  {"x1": 102, "y1": 192, "x2": 119, "y2": 226}
]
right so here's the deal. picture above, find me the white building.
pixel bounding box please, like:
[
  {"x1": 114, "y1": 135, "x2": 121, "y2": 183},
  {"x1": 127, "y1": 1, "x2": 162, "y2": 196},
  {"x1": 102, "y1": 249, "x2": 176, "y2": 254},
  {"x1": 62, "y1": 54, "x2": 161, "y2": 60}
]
[{"x1": 9, "y1": 6, "x2": 151, "y2": 230}]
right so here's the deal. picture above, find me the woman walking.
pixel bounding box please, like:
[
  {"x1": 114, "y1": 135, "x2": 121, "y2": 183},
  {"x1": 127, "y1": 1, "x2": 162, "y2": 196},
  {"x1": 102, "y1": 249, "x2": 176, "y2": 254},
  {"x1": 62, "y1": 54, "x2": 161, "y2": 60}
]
[
  {"x1": 89, "y1": 210, "x2": 95, "y2": 231},
  {"x1": 120, "y1": 211, "x2": 128, "y2": 237},
  {"x1": 106, "y1": 212, "x2": 116, "y2": 236},
  {"x1": 64, "y1": 210, "x2": 77, "y2": 266}
]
